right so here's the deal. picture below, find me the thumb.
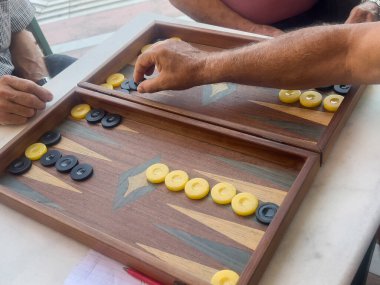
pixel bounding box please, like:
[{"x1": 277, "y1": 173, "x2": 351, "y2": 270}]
[{"x1": 137, "y1": 77, "x2": 163, "y2": 93}]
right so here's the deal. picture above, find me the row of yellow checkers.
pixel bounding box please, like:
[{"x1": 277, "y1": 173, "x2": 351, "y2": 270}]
[
  {"x1": 146, "y1": 163, "x2": 259, "y2": 216},
  {"x1": 146, "y1": 163, "x2": 247, "y2": 284},
  {"x1": 279, "y1": 89, "x2": 344, "y2": 112}
]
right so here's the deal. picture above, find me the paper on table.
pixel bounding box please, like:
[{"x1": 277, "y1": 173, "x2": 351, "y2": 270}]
[{"x1": 64, "y1": 250, "x2": 144, "y2": 285}]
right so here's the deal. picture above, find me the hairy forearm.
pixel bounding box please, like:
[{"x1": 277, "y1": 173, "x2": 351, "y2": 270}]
[
  {"x1": 203, "y1": 22, "x2": 380, "y2": 89},
  {"x1": 10, "y1": 30, "x2": 49, "y2": 81}
]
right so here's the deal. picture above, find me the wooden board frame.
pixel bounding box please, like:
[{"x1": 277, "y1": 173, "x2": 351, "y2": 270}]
[
  {"x1": 0, "y1": 87, "x2": 319, "y2": 285},
  {"x1": 78, "y1": 16, "x2": 366, "y2": 164}
]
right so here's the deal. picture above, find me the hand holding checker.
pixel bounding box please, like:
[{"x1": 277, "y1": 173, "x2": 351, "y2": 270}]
[{"x1": 0, "y1": 75, "x2": 53, "y2": 125}]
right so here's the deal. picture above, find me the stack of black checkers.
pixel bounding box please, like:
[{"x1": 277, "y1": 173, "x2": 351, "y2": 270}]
[{"x1": 85, "y1": 108, "x2": 122, "y2": 129}]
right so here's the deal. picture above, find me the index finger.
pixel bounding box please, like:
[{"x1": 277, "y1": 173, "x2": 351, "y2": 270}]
[
  {"x1": 7, "y1": 76, "x2": 53, "y2": 102},
  {"x1": 133, "y1": 52, "x2": 157, "y2": 84}
]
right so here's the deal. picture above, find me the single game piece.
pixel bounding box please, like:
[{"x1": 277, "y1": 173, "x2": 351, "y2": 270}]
[
  {"x1": 71, "y1": 104, "x2": 91, "y2": 120},
  {"x1": 86, "y1": 108, "x2": 106, "y2": 124},
  {"x1": 146, "y1": 163, "x2": 170, "y2": 183},
  {"x1": 7, "y1": 157, "x2": 32, "y2": 175},
  {"x1": 25, "y1": 143, "x2": 48, "y2": 161},
  {"x1": 141, "y1": 44, "x2": 152, "y2": 54},
  {"x1": 323, "y1": 95, "x2": 344, "y2": 112},
  {"x1": 278, "y1": 89, "x2": 301, "y2": 104},
  {"x1": 100, "y1": 83, "x2": 114, "y2": 90},
  {"x1": 211, "y1": 270, "x2": 239, "y2": 285},
  {"x1": 315, "y1": 85, "x2": 333, "y2": 91},
  {"x1": 40, "y1": 130, "x2": 61, "y2": 146},
  {"x1": 165, "y1": 170, "x2": 189, "y2": 191},
  {"x1": 334, "y1": 85, "x2": 351, "y2": 95},
  {"x1": 70, "y1": 163, "x2": 93, "y2": 181},
  {"x1": 56, "y1": 155, "x2": 78, "y2": 173},
  {"x1": 40, "y1": 150, "x2": 62, "y2": 167},
  {"x1": 128, "y1": 80, "x2": 138, "y2": 91},
  {"x1": 101, "y1": 113, "x2": 122, "y2": 129},
  {"x1": 299, "y1": 91, "x2": 322, "y2": 108},
  {"x1": 120, "y1": 80, "x2": 130, "y2": 91},
  {"x1": 256, "y1": 202, "x2": 279, "y2": 224},
  {"x1": 170, "y1": 37, "x2": 182, "y2": 41},
  {"x1": 211, "y1": 182, "x2": 237, "y2": 205},
  {"x1": 231, "y1": 192, "x2": 259, "y2": 216},
  {"x1": 106, "y1": 73, "x2": 125, "y2": 88},
  {"x1": 184, "y1": 178, "x2": 210, "y2": 200}
]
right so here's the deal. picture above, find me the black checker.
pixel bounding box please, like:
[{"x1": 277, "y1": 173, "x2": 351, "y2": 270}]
[
  {"x1": 40, "y1": 150, "x2": 62, "y2": 167},
  {"x1": 8, "y1": 157, "x2": 32, "y2": 175},
  {"x1": 86, "y1": 108, "x2": 106, "y2": 124},
  {"x1": 120, "y1": 80, "x2": 130, "y2": 91},
  {"x1": 70, "y1": 163, "x2": 93, "y2": 181},
  {"x1": 56, "y1": 155, "x2": 78, "y2": 173},
  {"x1": 256, "y1": 203, "x2": 279, "y2": 225},
  {"x1": 40, "y1": 130, "x2": 61, "y2": 146},
  {"x1": 315, "y1": 86, "x2": 333, "y2": 92},
  {"x1": 334, "y1": 85, "x2": 351, "y2": 95},
  {"x1": 101, "y1": 113, "x2": 122, "y2": 129},
  {"x1": 128, "y1": 80, "x2": 138, "y2": 91}
]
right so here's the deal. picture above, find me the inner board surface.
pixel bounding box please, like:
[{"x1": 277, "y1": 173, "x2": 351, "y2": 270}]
[{"x1": 0, "y1": 90, "x2": 309, "y2": 284}]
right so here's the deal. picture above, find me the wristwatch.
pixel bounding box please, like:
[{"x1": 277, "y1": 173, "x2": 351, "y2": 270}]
[
  {"x1": 35, "y1": 76, "x2": 50, "y2": 86},
  {"x1": 367, "y1": 0, "x2": 380, "y2": 7}
]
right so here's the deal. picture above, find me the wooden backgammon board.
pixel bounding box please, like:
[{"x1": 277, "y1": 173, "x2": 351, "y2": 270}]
[{"x1": 0, "y1": 16, "x2": 364, "y2": 285}]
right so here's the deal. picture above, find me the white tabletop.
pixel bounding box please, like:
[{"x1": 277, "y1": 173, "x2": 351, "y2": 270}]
[{"x1": 0, "y1": 14, "x2": 379, "y2": 285}]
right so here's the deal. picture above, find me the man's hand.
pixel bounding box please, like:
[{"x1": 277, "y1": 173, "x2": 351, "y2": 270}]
[
  {"x1": 346, "y1": 1, "x2": 379, "y2": 24},
  {"x1": 134, "y1": 40, "x2": 209, "y2": 93},
  {"x1": 0, "y1": 75, "x2": 53, "y2": 125}
]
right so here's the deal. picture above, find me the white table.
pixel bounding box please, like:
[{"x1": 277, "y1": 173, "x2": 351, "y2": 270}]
[{"x1": 0, "y1": 14, "x2": 379, "y2": 285}]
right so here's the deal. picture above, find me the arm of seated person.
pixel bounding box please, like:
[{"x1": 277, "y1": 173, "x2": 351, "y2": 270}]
[
  {"x1": 169, "y1": 0, "x2": 284, "y2": 36},
  {"x1": 133, "y1": 22, "x2": 380, "y2": 92},
  {"x1": 10, "y1": 30, "x2": 49, "y2": 82}
]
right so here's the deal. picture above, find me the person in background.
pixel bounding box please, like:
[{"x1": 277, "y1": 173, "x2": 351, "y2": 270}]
[
  {"x1": 169, "y1": 0, "x2": 379, "y2": 36},
  {"x1": 0, "y1": 0, "x2": 75, "y2": 125}
]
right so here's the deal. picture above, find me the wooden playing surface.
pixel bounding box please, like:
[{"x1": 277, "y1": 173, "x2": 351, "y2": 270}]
[
  {"x1": 0, "y1": 88, "x2": 319, "y2": 285},
  {"x1": 79, "y1": 21, "x2": 366, "y2": 162}
]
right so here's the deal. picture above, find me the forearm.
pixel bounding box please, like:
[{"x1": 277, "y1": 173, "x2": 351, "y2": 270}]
[
  {"x1": 204, "y1": 23, "x2": 380, "y2": 88},
  {"x1": 169, "y1": 0, "x2": 279, "y2": 34},
  {"x1": 10, "y1": 30, "x2": 49, "y2": 81}
]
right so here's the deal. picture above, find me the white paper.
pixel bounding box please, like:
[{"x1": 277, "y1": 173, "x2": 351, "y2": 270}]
[{"x1": 64, "y1": 250, "x2": 144, "y2": 285}]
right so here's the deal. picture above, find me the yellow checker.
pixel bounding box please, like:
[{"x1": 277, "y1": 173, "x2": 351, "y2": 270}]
[
  {"x1": 231, "y1": 192, "x2": 259, "y2": 216},
  {"x1": 71, "y1": 104, "x2": 91, "y2": 120},
  {"x1": 106, "y1": 73, "x2": 125, "y2": 88},
  {"x1": 211, "y1": 182, "x2": 237, "y2": 205},
  {"x1": 300, "y1": 90, "x2": 322, "y2": 108},
  {"x1": 211, "y1": 270, "x2": 239, "y2": 285},
  {"x1": 25, "y1": 143, "x2": 47, "y2": 161},
  {"x1": 170, "y1": 37, "x2": 182, "y2": 41},
  {"x1": 323, "y1": 94, "x2": 344, "y2": 112},
  {"x1": 100, "y1": 83, "x2": 114, "y2": 90},
  {"x1": 185, "y1": 178, "x2": 210, "y2": 199},
  {"x1": 141, "y1": 44, "x2": 153, "y2": 54},
  {"x1": 279, "y1": 89, "x2": 301, "y2": 103},
  {"x1": 146, "y1": 163, "x2": 170, "y2": 183},
  {"x1": 165, "y1": 170, "x2": 189, "y2": 192}
]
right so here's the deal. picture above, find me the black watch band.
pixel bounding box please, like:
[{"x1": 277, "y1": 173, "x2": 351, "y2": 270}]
[{"x1": 35, "y1": 77, "x2": 50, "y2": 86}]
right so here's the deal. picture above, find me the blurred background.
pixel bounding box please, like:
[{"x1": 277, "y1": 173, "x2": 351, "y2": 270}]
[{"x1": 30, "y1": 0, "x2": 185, "y2": 58}]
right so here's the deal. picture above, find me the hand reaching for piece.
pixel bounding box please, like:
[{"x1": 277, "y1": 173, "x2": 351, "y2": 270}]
[{"x1": 134, "y1": 39, "x2": 210, "y2": 93}]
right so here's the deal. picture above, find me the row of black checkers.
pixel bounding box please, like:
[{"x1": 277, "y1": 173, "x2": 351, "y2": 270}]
[
  {"x1": 86, "y1": 108, "x2": 122, "y2": 128},
  {"x1": 120, "y1": 79, "x2": 140, "y2": 93},
  {"x1": 7, "y1": 131, "x2": 93, "y2": 181},
  {"x1": 316, "y1": 84, "x2": 351, "y2": 94}
]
